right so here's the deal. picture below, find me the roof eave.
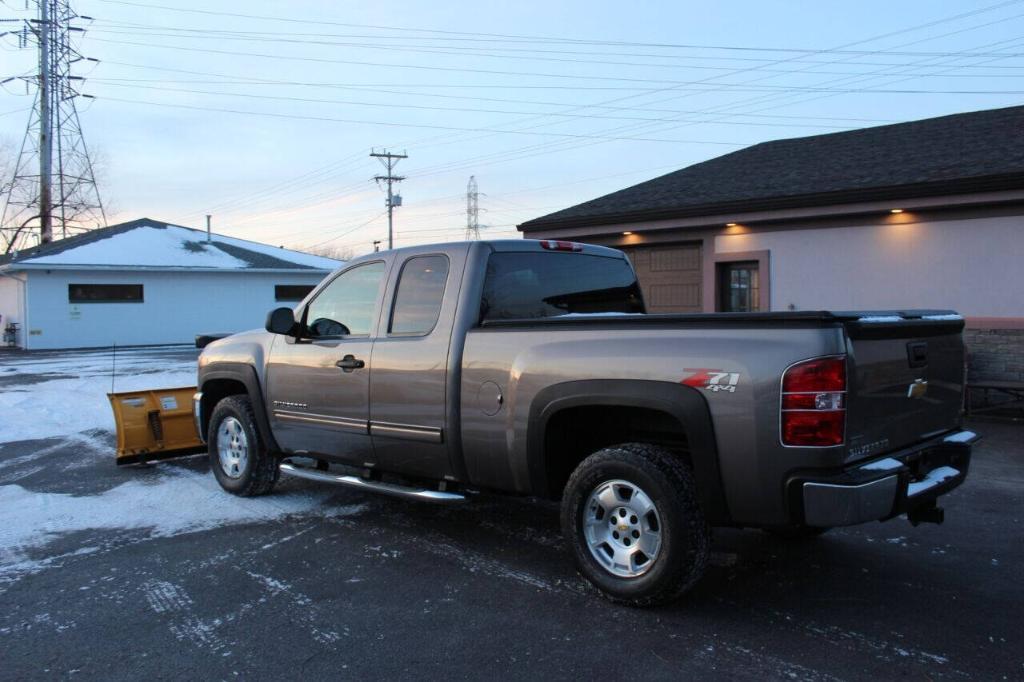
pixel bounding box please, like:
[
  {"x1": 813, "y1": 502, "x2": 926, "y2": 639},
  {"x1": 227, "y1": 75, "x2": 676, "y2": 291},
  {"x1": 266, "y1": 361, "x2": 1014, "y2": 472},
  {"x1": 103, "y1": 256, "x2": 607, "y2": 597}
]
[{"x1": 518, "y1": 173, "x2": 1024, "y2": 231}]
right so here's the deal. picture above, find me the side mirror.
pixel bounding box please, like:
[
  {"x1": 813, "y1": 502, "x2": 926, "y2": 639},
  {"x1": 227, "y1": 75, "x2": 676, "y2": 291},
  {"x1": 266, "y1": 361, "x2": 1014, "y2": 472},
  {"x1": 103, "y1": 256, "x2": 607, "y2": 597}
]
[{"x1": 266, "y1": 307, "x2": 298, "y2": 336}]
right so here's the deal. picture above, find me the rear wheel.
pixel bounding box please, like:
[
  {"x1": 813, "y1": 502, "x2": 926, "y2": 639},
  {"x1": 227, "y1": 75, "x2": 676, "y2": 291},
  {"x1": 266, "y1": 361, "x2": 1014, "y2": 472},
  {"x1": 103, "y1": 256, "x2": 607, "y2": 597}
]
[
  {"x1": 208, "y1": 395, "x2": 279, "y2": 496},
  {"x1": 561, "y1": 443, "x2": 709, "y2": 607}
]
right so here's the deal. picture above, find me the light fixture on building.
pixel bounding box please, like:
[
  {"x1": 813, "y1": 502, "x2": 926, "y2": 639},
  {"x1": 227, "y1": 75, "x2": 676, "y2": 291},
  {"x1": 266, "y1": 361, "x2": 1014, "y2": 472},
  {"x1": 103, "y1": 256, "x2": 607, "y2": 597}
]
[
  {"x1": 622, "y1": 231, "x2": 633, "y2": 235},
  {"x1": 890, "y1": 208, "x2": 904, "y2": 214},
  {"x1": 726, "y1": 222, "x2": 738, "y2": 227}
]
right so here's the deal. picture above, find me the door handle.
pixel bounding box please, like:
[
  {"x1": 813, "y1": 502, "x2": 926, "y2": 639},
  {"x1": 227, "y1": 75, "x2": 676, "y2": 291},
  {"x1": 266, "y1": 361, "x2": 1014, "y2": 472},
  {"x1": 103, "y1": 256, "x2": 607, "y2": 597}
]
[{"x1": 336, "y1": 354, "x2": 365, "y2": 372}]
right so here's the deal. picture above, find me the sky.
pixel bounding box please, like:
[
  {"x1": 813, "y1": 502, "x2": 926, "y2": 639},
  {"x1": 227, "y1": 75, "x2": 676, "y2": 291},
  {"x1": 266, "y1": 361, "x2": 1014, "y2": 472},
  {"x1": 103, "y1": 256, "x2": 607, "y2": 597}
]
[{"x1": 2, "y1": 0, "x2": 1024, "y2": 257}]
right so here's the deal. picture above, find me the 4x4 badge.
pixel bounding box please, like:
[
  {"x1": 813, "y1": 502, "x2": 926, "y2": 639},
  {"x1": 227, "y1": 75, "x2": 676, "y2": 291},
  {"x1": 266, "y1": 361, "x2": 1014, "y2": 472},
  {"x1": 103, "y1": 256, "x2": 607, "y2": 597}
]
[{"x1": 682, "y1": 368, "x2": 740, "y2": 393}]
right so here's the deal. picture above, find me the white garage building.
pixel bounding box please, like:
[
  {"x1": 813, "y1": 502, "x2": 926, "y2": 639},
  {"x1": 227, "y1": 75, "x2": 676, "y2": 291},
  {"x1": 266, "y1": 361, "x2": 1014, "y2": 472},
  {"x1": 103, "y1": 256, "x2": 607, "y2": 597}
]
[{"x1": 0, "y1": 218, "x2": 340, "y2": 350}]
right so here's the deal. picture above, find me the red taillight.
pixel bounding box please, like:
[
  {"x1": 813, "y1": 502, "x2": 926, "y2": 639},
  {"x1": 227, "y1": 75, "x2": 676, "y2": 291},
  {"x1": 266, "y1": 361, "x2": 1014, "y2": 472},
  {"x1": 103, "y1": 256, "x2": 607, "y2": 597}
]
[
  {"x1": 539, "y1": 240, "x2": 583, "y2": 252},
  {"x1": 781, "y1": 410, "x2": 845, "y2": 447},
  {"x1": 782, "y1": 356, "x2": 845, "y2": 393},
  {"x1": 781, "y1": 356, "x2": 847, "y2": 447}
]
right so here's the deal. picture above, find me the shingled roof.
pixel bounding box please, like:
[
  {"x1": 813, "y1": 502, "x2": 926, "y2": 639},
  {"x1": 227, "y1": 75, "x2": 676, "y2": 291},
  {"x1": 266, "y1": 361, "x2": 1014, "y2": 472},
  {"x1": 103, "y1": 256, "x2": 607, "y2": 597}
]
[
  {"x1": 0, "y1": 218, "x2": 340, "y2": 271},
  {"x1": 519, "y1": 104, "x2": 1024, "y2": 231}
]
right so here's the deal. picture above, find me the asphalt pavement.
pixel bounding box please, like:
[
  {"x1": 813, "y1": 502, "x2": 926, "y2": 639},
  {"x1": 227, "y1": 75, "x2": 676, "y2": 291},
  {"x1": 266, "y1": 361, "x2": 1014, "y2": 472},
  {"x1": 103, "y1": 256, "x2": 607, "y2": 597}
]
[{"x1": 0, "y1": 351, "x2": 1021, "y2": 680}]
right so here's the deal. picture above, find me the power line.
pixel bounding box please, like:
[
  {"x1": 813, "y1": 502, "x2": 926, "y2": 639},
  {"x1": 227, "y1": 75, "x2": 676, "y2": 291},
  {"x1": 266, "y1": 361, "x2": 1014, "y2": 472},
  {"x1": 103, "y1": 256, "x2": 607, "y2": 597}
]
[
  {"x1": 304, "y1": 211, "x2": 387, "y2": 250},
  {"x1": 83, "y1": 25, "x2": 1024, "y2": 75},
  {"x1": 76, "y1": 81, "x2": 889, "y2": 130},
  {"x1": 85, "y1": 21, "x2": 1024, "y2": 62},
  {"x1": 90, "y1": 0, "x2": 1024, "y2": 54},
  {"x1": 91, "y1": 96, "x2": 752, "y2": 144},
  {"x1": 77, "y1": 0, "x2": 1024, "y2": 252},
  {"x1": 87, "y1": 60, "x2": 908, "y2": 122},
  {"x1": 85, "y1": 34, "x2": 1024, "y2": 90}
]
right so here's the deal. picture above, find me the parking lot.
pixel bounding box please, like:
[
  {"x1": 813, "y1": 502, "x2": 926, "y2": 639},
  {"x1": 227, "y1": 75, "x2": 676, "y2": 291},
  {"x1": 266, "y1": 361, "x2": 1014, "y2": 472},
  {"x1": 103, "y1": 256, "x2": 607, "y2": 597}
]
[{"x1": 0, "y1": 347, "x2": 1021, "y2": 680}]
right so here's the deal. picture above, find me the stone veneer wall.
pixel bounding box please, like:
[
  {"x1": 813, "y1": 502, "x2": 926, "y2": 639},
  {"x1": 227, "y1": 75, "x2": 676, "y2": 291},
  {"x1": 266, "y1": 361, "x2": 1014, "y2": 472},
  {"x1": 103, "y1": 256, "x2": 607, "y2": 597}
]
[{"x1": 964, "y1": 327, "x2": 1024, "y2": 385}]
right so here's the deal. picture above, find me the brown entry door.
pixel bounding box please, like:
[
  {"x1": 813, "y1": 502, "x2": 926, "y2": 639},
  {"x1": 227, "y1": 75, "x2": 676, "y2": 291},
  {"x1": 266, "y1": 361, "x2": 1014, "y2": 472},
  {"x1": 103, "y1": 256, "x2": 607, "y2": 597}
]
[{"x1": 621, "y1": 244, "x2": 702, "y2": 313}]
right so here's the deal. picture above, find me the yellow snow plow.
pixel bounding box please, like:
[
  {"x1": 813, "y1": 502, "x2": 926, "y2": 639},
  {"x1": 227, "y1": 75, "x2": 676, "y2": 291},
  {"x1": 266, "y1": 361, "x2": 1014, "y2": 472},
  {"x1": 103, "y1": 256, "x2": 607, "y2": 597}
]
[{"x1": 108, "y1": 387, "x2": 205, "y2": 466}]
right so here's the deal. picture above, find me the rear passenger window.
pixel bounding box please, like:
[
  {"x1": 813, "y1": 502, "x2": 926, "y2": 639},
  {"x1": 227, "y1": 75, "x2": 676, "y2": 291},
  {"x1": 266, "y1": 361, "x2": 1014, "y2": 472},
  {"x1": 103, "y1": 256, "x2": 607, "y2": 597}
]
[
  {"x1": 480, "y1": 252, "x2": 644, "y2": 322},
  {"x1": 389, "y1": 255, "x2": 450, "y2": 335}
]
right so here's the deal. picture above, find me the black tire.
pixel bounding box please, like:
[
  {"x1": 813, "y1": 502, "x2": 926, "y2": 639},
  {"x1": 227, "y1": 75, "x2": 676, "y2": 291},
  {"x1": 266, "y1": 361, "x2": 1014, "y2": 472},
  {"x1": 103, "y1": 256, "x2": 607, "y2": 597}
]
[
  {"x1": 208, "y1": 395, "x2": 279, "y2": 497},
  {"x1": 762, "y1": 525, "x2": 832, "y2": 541},
  {"x1": 561, "y1": 442, "x2": 710, "y2": 607}
]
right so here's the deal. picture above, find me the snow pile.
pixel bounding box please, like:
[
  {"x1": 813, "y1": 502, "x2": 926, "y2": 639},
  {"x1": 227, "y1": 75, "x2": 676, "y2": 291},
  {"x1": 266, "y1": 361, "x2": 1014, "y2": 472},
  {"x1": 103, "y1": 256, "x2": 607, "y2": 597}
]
[
  {"x1": 0, "y1": 372, "x2": 195, "y2": 442},
  {"x1": 0, "y1": 468, "x2": 369, "y2": 577},
  {"x1": 0, "y1": 349, "x2": 196, "y2": 442}
]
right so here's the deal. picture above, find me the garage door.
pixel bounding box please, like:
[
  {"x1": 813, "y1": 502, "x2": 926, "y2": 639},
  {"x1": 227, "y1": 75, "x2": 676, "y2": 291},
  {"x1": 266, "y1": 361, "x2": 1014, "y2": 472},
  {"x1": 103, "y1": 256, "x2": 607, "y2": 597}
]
[{"x1": 621, "y1": 243, "x2": 702, "y2": 314}]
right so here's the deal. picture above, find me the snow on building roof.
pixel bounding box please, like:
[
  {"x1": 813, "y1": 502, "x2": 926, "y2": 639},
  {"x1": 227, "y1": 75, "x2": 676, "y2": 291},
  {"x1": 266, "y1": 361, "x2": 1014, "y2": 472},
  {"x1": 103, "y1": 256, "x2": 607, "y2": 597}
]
[{"x1": 0, "y1": 218, "x2": 341, "y2": 271}]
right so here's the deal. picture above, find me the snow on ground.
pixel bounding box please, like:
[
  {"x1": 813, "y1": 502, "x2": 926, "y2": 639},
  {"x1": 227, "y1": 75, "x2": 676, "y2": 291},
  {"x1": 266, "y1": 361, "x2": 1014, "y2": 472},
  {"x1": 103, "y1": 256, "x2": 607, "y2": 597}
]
[
  {"x1": 0, "y1": 466, "x2": 368, "y2": 580},
  {"x1": 0, "y1": 347, "x2": 369, "y2": 582},
  {"x1": 0, "y1": 349, "x2": 196, "y2": 442}
]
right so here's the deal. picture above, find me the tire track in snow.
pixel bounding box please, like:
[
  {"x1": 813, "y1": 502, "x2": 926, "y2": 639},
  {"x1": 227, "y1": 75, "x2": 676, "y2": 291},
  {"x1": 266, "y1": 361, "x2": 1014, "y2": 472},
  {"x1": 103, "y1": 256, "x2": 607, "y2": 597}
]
[
  {"x1": 718, "y1": 600, "x2": 969, "y2": 677},
  {"x1": 139, "y1": 579, "x2": 230, "y2": 655},
  {"x1": 244, "y1": 570, "x2": 342, "y2": 645}
]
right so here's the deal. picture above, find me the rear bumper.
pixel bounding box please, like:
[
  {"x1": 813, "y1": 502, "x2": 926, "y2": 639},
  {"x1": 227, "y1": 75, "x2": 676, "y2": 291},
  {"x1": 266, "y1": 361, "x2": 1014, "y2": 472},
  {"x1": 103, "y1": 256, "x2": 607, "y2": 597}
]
[{"x1": 790, "y1": 430, "x2": 977, "y2": 527}]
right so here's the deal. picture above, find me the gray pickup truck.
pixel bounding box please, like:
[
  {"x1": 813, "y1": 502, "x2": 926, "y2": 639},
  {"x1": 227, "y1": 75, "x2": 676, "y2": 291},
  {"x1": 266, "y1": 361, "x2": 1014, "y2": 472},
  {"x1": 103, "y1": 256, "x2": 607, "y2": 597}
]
[{"x1": 195, "y1": 239, "x2": 976, "y2": 605}]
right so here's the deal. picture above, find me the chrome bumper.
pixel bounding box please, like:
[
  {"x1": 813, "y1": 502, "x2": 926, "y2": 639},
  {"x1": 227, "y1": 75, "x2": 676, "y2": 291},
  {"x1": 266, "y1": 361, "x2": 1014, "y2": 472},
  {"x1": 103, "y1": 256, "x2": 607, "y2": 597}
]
[{"x1": 799, "y1": 430, "x2": 977, "y2": 527}]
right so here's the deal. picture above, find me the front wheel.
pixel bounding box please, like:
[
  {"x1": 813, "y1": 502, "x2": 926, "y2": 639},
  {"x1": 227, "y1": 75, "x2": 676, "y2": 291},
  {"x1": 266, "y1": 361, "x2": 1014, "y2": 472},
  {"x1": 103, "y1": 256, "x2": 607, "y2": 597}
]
[
  {"x1": 561, "y1": 443, "x2": 710, "y2": 607},
  {"x1": 208, "y1": 395, "x2": 279, "y2": 496}
]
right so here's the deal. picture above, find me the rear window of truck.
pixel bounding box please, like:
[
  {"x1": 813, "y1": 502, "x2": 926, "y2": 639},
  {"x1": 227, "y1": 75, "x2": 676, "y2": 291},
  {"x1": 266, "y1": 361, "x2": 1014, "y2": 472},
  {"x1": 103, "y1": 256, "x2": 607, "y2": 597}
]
[{"x1": 480, "y1": 251, "x2": 644, "y2": 322}]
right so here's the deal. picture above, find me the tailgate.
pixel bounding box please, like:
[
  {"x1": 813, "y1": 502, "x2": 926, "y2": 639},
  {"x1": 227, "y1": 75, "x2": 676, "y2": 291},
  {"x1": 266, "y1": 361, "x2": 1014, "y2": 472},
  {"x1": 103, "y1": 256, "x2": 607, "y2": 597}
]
[{"x1": 842, "y1": 312, "x2": 965, "y2": 462}]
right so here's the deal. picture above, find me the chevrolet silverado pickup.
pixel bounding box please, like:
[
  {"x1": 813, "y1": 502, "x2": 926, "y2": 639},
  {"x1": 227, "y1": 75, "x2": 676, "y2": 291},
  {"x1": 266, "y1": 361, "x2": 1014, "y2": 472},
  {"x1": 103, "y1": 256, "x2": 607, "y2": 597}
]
[{"x1": 194, "y1": 239, "x2": 976, "y2": 605}]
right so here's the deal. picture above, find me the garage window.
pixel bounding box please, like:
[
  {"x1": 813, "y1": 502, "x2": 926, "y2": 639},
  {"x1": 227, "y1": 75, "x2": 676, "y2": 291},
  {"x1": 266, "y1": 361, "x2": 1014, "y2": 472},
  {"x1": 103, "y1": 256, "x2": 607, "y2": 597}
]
[
  {"x1": 275, "y1": 284, "x2": 315, "y2": 302},
  {"x1": 68, "y1": 284, "x2": 144, "y2": 303}
]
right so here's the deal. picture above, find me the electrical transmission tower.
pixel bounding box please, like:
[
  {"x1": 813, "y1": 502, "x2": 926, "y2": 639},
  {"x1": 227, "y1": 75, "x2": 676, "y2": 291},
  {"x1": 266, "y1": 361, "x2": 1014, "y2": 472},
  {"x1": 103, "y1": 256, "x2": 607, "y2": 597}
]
[
  {"x1": 370, "y1": 149, "x2": 406, "y2": 250},
  {"x1": 465, "y1": 175, "x2": 481, "y2": 241},
  {"x1": 1, "y1": 0, "x2": 105, "y2": 254}
]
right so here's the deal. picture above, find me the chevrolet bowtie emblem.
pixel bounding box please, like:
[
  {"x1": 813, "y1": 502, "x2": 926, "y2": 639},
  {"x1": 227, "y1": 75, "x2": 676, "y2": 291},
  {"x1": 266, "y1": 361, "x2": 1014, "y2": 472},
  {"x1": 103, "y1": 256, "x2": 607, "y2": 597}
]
[
  {"x1": 907, "y1": 379, "x2": 928, "y2": 399},
  {"x1": 619, "y1": 525, "x2": 628, "y2": 531}
]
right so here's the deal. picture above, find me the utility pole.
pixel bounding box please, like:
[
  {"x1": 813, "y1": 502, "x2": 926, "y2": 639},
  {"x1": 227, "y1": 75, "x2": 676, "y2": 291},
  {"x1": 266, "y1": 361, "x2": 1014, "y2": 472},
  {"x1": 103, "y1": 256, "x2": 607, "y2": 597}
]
[
  {"x1": 1, "y1": 0, "x2": 106, "y2": 254},
  {"x1": 465, "y1": 175, "x2": 481, "y2": 240},
  {"x1": 370, "y1": 149, "x2": 406, "y2": 250}
]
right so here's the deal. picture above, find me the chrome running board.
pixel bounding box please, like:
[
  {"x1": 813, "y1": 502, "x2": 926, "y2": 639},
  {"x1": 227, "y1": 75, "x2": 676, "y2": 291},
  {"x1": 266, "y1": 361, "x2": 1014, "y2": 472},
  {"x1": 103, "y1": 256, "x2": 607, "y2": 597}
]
[{"x1": 278, "y1": 461, "x2": 466, "y2": 503}]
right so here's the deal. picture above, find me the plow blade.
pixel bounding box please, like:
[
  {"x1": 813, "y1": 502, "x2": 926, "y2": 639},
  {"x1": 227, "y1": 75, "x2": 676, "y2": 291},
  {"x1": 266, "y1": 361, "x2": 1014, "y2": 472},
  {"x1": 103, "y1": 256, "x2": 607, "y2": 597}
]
[{"x1": 108, "y1": 387, "x2": 205, "y2": 466}]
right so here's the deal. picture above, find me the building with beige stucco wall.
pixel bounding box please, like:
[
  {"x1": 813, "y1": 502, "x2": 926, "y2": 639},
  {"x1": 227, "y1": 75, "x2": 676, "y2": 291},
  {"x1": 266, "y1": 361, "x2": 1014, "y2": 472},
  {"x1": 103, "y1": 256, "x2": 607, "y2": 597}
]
[{"x1": 519, "y1": 105, "x2": 1024, "y2": 393}]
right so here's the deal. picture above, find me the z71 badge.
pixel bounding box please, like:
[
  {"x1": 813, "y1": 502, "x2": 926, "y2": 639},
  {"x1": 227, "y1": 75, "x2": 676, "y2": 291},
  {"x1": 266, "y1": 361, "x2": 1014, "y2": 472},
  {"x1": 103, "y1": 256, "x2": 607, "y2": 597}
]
[{"x1": 681, "y1": 368, "x2": 740, "y2": 393}]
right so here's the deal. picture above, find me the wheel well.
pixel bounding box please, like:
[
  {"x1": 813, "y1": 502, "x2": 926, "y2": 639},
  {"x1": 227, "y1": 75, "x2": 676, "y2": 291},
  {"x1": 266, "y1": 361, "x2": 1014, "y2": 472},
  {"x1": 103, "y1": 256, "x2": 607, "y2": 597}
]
[
  {"x1": 543, "y1": 405, "x2": 689, "y2": 499},
  {"x1": 200, "y1": 378, "x2": 247, "y2": 437}
]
